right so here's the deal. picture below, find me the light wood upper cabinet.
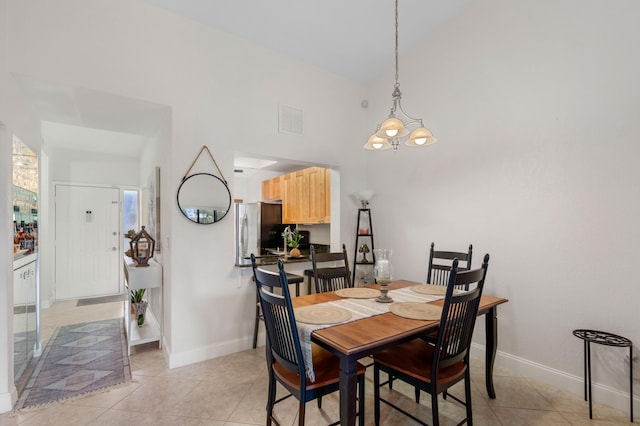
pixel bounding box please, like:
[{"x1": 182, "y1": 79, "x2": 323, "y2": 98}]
[
  {"x1": 270, "y1": 167, "x2": 331, "y2": 224},
  {"x1": 262, "y1": 175, "x2": 282, "y2": 201},
  {"x1": 324, "y1": 168, "x2": 331, "y2": 223},
  {"x1": 307, "y1": 167, "x2": 327, "y2": 224},
  {"x1": 281, "y1": 172, "x2": 295, "y2": 224}
]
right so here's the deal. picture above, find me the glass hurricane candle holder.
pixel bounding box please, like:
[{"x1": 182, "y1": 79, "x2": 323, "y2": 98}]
[
  {"x1": 374, "y1": 248, "x2": 393, "y2": 303},
  {"x1": 130, "y1": 226, "x2": 155, "y2": 267}
]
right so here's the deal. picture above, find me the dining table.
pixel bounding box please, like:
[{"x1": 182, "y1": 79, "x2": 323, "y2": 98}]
[{"x1": 291, "y1": 280, "x2": 509, "y2": 426}]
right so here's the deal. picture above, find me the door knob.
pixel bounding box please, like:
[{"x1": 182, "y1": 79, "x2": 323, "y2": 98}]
[{"x1": 112, "y1": 247, "x2": 117, "y2": 251}]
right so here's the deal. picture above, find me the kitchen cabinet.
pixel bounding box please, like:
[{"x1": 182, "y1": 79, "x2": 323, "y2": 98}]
[
  {"x1": 307, "y1": 167, "x2": 329, "y2": 224},
  {"x1": 261, "y1": 175, "x2": 282, "y2": 201},
  {"x1": 13, "y1": 254, "x2": 37, "y2": 382},
  {"x1": 272, "y1": 167, "x2": 330, "y2": 224},
  {"x1": 123, "y1": 256, "x2": 162, "y2": 355}
]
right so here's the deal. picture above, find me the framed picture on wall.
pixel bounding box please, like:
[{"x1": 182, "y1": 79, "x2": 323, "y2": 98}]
[{"x1": 146, "y1": 167, "x2": 161, "y2": 251}]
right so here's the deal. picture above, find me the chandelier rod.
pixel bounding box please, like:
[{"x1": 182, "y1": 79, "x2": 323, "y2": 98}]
[{"x1": 394, "y1": 0, "x2": 399, "y2": 88}]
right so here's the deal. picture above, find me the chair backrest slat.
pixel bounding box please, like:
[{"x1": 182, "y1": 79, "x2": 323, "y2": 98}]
[
  {"x1": 311, "y1": 244, "x2": 353, "y2": 293},
  {"x1": 427, "y1": 242, "x2": 473, "y2": 289},
  {"x1": 251, "y1": 255, "x2": 306, "y2": 387},
  {"x1": 433, "y1": 254, "x2": 490, "y2": 373}
]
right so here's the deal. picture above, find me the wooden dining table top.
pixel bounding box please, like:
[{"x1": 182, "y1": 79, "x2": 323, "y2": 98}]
[{"x1": 291, "y1": 280, "x2": 508, "y2": 358}]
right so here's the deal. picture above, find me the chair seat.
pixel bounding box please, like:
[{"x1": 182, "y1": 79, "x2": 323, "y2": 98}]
[
  {"x1": 374, "y1": 338, "x2": 466, "y2": 387},
  {"x1": 274, "y1": 344, "x2": 367, "y2": 391}
]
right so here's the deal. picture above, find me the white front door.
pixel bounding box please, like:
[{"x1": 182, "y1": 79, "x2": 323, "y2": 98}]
[{"x1": 55, "y1": 185, "x2": 120, "y2": 300}]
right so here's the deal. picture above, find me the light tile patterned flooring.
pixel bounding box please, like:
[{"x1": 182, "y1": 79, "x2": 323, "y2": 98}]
[{"x1": 1, "y1": 299, "x2": 635, "y2": 425}]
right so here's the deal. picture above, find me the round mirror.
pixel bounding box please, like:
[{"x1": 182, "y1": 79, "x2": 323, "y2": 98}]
[{"x1": 176, "y1": 173, "x2": 231, "y2": 224}]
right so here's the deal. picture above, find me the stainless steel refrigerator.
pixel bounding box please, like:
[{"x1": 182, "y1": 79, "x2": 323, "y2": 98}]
[{"x1": 235, "y1": 202, "x2": 284, "y2": 264}]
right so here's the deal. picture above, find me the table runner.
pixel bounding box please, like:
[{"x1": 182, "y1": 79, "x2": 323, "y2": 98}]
[{"x1": 297, "y1": 286, "x2": 444, "y2": 382}]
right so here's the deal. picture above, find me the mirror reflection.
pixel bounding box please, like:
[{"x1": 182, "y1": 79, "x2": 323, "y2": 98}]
[
  {"x1": 12, "y1": 135, "x2": 39, "y2": 385},
  {"x1": 177, "y1": 173, "x2": 231, "y2": 224}
]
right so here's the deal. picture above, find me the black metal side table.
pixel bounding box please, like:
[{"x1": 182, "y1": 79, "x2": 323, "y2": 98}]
[{"x1": 573, "y1": 329, "x2": 633, "y2": 422}]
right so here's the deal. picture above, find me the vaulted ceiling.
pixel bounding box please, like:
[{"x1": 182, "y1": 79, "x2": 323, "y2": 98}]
[
  {"x1": 145, "y1": 0, "x2": 471, "y2": 83},
  {"x1": 16, "y1": 1, "x2": 471, "y2": 159}
]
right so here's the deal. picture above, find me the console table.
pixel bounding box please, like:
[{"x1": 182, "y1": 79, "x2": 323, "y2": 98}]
[{"x1": 123, "y1": 256, "x2": 162, "y2": 355}]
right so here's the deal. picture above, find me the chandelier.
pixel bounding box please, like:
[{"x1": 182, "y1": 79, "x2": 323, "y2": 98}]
[{"x1": 364, "y1": 0, "x2": 437, "y2": 151}]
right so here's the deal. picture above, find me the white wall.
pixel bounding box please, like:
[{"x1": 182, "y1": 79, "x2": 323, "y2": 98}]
[
  {"x1": 0, "y1": 0, "x2": 45, "y2": 411},
  {"x1": 49, "y1": 148, "x2": 140, "y2": 186},
  {"x1": 3, "y1": 0, "x2": 368, "y2": 377},
  {"x1": 233, "y1": 169, "x2": 282, "y2": 204},
  {"x1": 363, "y1": 0, "x2": 640, "y2": 411},
  {"x1": 4, "y1": 0, "x2": 637, "y2": 415}
]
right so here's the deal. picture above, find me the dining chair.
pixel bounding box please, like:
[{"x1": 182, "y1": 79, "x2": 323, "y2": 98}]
[
  {"x1": 252, "y1": 269, "x2": 304, "y2": 349},
  {"x1": 373, "y1": 254, "x2": 490, "y2": 426},
  {"x1": 427, "y1": 242, "x2": 473, "y2": 289},
  {"x1": 310, "y1": 243, "x2": 353, "y2": 293},
  {"x1": 251, "y1": 255, "x2": 366, "y2": 426}
]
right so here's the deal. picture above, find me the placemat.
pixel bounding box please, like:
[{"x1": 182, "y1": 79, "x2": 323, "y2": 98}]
[
  {"x1": 294, "y1": 305, "x2": 352, "y2": 325},
  {"x1": 390, "y1": 302, "x2": 442, "y2": 320},
  {"x1": 334, "y1": 287, "x2": 380, "y2": 299},
  {"x1": 410, "y1": 284, "x2": 459, "y2": 295}
]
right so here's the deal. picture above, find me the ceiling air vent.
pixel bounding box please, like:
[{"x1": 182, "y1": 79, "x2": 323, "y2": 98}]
[{"x1": 279, "y1": 104, "x2": 303, "y2": 136}]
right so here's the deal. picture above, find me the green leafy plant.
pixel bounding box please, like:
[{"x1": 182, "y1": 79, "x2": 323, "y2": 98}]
[
  {"x1": 131, "y1": 288, "x2": 146, "y2": 303},
  {"x1": 124, "y1": 229, "x2": 137, "y2": 239},
  {"x1": 282, "y1": 226, "x2": 304, "y2": 248},
  {"x1": 131, "y1": 288, "x2": 147, "y2": 326}
]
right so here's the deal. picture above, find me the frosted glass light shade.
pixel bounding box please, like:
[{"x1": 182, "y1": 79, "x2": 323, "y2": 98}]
[
  {"x1": 351, "y1": 189, "x2": 376, "y2": 207},
  {"x1": 375, "y1": 117, "x2": 408, "y2": 138},
  {"x1": 406, "y1": 127, "x2": 437, "y2": 147},
  {"x1": 364, "y1": 134, "x2": 392, "y2": 151}
]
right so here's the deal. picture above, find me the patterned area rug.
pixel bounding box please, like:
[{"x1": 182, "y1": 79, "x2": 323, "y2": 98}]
[{"x1": 15, "y1": 318, "x2": 131, "y2": 410}]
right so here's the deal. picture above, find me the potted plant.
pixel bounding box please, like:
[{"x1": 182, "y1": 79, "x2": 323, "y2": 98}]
[
  {"x1": 124, "y1": 229, "x2": 136, "y2": 258},
  {"x1": 131, "y1": 288, "x2": 147, "y2": 326},
  {"x1": 282, "y1": 226, "x2": 304, "y2": 258}
]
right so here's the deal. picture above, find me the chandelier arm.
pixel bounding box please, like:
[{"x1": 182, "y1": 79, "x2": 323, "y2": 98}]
[{"x1": 395, "y1": 100, "x2": 424, "y2": 127}]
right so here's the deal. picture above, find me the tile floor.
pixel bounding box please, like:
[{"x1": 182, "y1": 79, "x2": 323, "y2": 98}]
[{"x1": 1, "y1": 299, "x2": 635, "y2": 425}]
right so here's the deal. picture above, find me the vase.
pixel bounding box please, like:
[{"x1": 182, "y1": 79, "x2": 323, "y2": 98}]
[
  {"x1": 132, "y1": 301, "x2": 148, "y2": 327},
  {"x1": 374, "y1": 249, "x2": 393, "y2": 303},
  {"x1": 290, "y1": 247, "x2": 301, "y2": 258}
]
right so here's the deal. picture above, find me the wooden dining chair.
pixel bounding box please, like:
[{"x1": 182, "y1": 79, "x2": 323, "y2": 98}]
[
  {"x1": 427, "y1": 242, "x2": 473, "y2": 289},
  {"x1": 373, "y1": 254, "x2": 490, "y2": 426},
  {"x1": 251, "y1": 255, "x2": 366, "y2": 426},
  {"x1": 310, "y1": 244, "x2": 353, "y2": 293}
]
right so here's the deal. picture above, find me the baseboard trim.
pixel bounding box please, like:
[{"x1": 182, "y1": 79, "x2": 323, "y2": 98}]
[
  {"x1": 470, "y1": 343, "x2": 637, "y2": 415},
  {"x1": 0, "y1": 387, "x2": 17, "y2": 414},
  {"x1": 168, "y1": 337, "x2": 254, "y2": 369}
]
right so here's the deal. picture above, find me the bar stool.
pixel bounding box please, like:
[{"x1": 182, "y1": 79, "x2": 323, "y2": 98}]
[
  {"x1": 573, "y1": 329, "x2": 633, "y2": 422},
  {"x1": 253, "y1": 272, "x2": 304, "y2": 349}
]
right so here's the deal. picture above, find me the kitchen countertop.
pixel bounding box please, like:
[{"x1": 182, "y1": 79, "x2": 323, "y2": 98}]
[
  {"x1": 235, "y1": 247, "x2": 328, "y2": 267},
  {"x1": 13, "y1": 251, "x2": 37, "y2": 269}
]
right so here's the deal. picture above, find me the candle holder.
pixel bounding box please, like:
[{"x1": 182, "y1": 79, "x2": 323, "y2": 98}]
[
  {"x1": 130, "y1": 226, "x2": 155, "y2": 267},
  {"x1": 374, "y1": 248, "x2": 393, "y2": 303}
]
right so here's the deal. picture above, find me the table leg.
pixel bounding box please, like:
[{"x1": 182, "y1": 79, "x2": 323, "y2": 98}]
[
  {"x1": 582, "y1": 339, "x2": 588, "y2": 400},
  {"x1": 485, "y1": 306, "x2": 498, "y2": 399},
  {"x1": 630, "y1": 346, "x2": 633, "y2": 423},
  {"x1": 339, "y1": 356, "x2": 358, "y2": 426},
  {"x1": 586, "y1": 340, "x2": 593, "y2": 419}
]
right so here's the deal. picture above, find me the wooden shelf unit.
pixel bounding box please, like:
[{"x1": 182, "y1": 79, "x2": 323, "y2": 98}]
[{"x1": 352, "y1": 208, "x2": 375, "y2": 286}]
